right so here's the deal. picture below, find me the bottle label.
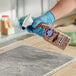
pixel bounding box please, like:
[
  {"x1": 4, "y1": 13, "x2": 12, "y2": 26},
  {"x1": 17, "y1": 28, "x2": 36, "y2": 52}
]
[
  {"x1": 45, "y1": 28, "x2": 54, "y2": 38},
  {"x1": 37, "y1": 23, "x2": 71, "y2": 50}
]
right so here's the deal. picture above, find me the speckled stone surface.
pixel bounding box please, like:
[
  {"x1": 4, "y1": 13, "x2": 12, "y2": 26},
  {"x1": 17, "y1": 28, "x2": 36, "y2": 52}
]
[{"x1": 0, "y1": 45, "x2": 73, "y2": 76}]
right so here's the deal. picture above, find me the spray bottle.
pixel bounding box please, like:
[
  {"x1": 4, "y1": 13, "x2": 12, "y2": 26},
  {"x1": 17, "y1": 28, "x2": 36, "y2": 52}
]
[{"x1": 22, "y1": 14, "x2": 71, "y2": 50}]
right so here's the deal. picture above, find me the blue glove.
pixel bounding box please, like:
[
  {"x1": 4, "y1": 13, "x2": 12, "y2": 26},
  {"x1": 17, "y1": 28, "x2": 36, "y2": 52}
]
[
  {"x1": 19, "y1": 16, "x2": 45, "y2": 37},
  {"x1": 26, "y1": 25, "x2": 45, "y2": 37},
  {"x1": 26, "y1": 11, "x2": 55, "y2": 37},
  {"x1": 32, "y1": 11, "x2": 55, "y2": 28},
  {"x1": 20, "y1": 11, "x2": 55, "y2": 37}
]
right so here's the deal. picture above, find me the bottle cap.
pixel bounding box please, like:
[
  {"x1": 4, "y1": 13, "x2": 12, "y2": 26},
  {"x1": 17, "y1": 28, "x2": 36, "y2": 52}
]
[{"x1": 2, "y1": 15, "x2": 9, "y2": 17}]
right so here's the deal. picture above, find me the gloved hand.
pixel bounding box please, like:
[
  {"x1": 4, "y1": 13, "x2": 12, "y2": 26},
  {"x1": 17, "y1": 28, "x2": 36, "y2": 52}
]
[
  {"x1": 32, "y1": 11, "x2": 55, "y2": 28},
  {"x1": 26, "y1": 11, "x2": 55, "y2": 36},
  {"x1": 26, "y1": 25, "x2": 45, "y2": 37},
  {"x1": 19, "y1": 16, "x2": 44, "y2": 37},
  {"x1": 19, "y1": 11, "x2": 55, "y2": 37}
]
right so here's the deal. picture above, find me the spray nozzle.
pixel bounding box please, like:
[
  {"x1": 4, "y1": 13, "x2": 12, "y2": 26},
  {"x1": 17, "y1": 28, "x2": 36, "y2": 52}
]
[{"x1": 22, "y1": 14, "x2": 33, "y2": 30}]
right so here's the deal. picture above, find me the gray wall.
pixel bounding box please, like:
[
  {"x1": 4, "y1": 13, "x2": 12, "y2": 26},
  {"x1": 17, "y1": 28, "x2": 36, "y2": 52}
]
[
  {"x1": 0, "y1": 0, "x2": 58, "y2": 20},
  {"x1": 16, "y1": 0, "x2": 58, "y2": 18},
  {"x1": 0, "y1": 0, "x2": 15, "y2": 19},
  {"x1": 0, "y1": 0, "x2": 11, "y2": 12}
]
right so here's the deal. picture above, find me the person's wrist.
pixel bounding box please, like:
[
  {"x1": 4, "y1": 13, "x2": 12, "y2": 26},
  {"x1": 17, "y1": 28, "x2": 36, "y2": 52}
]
[
  {"x1": 42, "y1": 11, "x2": 55, "y2": 25},
  {"x1": 47, "y1": 11, "x2": 55, "y2": 23}
]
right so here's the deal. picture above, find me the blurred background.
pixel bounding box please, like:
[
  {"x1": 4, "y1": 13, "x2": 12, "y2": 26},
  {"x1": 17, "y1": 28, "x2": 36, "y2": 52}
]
[
  {"x1": 0, "y1": 0, "x2": 76, "y2": 20},
  {"x1": 0, "y1": 0, "x2": 76, "y2": 48}
]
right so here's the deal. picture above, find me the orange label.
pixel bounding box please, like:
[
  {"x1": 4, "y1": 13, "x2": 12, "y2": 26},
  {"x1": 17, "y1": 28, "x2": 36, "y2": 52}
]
[{"x1": 37, "y1": 23, "x2": 71, "y2": 50}]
